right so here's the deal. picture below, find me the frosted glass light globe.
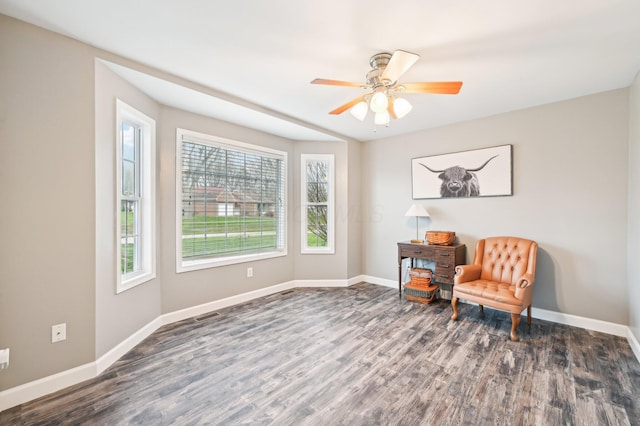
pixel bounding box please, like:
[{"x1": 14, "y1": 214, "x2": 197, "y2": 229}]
[
  {"x1": 374, "y1": 111, "x2": 390, "y2": 125},
  {"x1": 350, "y1": 101, "x2": 368, "y2": 121},
  {"x1": 369, "y1": 91, "x2": 388, "y2": 113},
  {"x1": 393, "y1": 97, "x2": 413, "y2": 119}
]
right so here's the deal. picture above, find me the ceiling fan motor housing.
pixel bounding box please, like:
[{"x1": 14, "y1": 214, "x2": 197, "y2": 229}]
[
  {"x1": 369, "y1": 52, "x2": 392, "y2": 69},
  {"x1": 367, "y1": 52, "x2": 393, "y2": 87}
]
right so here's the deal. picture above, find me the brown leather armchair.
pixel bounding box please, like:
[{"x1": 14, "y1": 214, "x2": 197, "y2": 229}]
[{"x1": 451, "y1": 236, "x2": 538, "y2": 341}]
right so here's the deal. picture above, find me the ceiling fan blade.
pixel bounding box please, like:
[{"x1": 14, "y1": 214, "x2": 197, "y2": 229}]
[
  {"x1": 311, "y1": 78, "x2": 363, "y2": 88},
  {"x1": 381, "y1": 50, "x2": 420, "y2": 84},
  {"x1": 388, "y1": 97, "x2": 398, "y2": 120},
  {"x1": 401, "y1": 81, "x2": 463, "y2": 94},
  {"x1": 329, "y1": 96, "x2": 365, "y2": 115}
]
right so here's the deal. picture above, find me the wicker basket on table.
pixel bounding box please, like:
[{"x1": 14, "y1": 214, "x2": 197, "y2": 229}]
[
  {"x1": 404, "y1": 268, "x2": 438, "y2": 304},
  {"x1": 426, "y1": 231, "x2": 455, "y2": 246}
]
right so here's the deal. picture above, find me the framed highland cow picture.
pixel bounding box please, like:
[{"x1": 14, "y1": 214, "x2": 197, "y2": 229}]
[{"x1": 411, "y1": 144, "x2": 512, "y2": 199}]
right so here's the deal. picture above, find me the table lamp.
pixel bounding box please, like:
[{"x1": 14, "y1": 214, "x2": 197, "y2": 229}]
[{"x1": 405, "y1": 204, "x2": 430, "y2": 243}]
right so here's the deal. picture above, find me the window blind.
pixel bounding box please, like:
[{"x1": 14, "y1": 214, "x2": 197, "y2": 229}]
[{"x1": 180, "y1": 137, "x2": 286, "y2": 261}]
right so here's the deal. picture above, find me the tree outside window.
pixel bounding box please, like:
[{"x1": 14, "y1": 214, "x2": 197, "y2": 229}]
[{"x1": 301, "y1": 154, "x2": 334, "y2": 254}]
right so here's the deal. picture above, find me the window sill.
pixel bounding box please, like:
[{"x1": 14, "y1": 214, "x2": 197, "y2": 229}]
[
  {"x1": 301, "y1": 248, "x2": 335, "y2": 255},
  {"x1": 177, "y1": 250, "x2": 287, "y2": 273},
  {"x1": 117, "y1": 270, "x2": 156, "y2": 294}
]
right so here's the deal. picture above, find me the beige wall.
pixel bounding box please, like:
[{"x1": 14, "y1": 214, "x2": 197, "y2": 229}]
[
  {"x1": 347, "y1": 140, "x2": 363, "y2": 279},
  {"x1": 362, "y1": 90, "x2": 630, "y2": 324},
  {"x1": 628, "y1": 72, "x2": 640, "y2": 341},
  {"x1": 0, "y1": 16, "x2": 96, "y2": 389},
  {"x1": 94, "y1": 60, "x2": 162, "y2": 358}
]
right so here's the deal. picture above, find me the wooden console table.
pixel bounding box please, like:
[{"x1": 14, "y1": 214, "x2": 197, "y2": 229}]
[{"x1": 397, "y1": 242, "x2": 466, "y2": 299}]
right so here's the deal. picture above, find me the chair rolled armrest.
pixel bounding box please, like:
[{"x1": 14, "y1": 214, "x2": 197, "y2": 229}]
[
  {"x1": 514, "y1": 273, "x2": 535, "y2": 300},
  {"x1": 516, "y1": 273, "x2": 534, "y2": 289},
  {"x1": 454, "y1": 264, "x2": 482, "y2": 284}
]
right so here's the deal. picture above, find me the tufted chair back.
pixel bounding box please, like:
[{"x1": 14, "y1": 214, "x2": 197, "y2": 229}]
[{"x1": 476, "y1": 237, "x2": 537, "y2": 286}]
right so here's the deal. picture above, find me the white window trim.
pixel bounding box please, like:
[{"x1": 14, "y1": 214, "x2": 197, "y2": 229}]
[
  {"x1": 116, "y1": 99, "x2": 156, "y2": 293},
  {"x1": 175, "y1": 128, "x2": 288, "y2": 273},
  {"x1": 301, "y1": 154, "x2": 335, "y2": 254}
]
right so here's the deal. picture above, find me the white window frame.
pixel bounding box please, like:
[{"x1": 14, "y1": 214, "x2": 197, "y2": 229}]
[
  {"x1": 116, "y1": 99, "x2": 156, "y2": 293},
  {"x1": 301, "y1": 154, "x2": 335, "y2": 254},
  {"x1": 176, "y1": 128, "x2": 288, "y2": 273}
]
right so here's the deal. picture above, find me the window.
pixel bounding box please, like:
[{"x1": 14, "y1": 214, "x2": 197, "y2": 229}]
[
  {"x1": 176, "y1": 129, "x2": 287, "y2": 272},
  {"x1": 301, "y1": 154, "x2": 334, "y2": 254},
  {"x1": 116, "y1": 100, "x2": 156, "y2": 293}
]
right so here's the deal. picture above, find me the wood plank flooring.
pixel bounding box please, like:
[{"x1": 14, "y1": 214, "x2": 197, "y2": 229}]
[{"x1": 2, "y1": 282, "x2": 639, "y2": 425}]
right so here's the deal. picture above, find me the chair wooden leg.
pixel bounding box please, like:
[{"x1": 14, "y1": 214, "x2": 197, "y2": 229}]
[
  {"x1": 527, "y1": 305, "x2": 532, "y2": 325},
  {"x1": 451, "y1": 297, "x2": 459, "y2": 321},
  {"x1": 510, "y1": 313, "x2": 521, "y2": 342},
  {"x1": 478, "y1": 305, "x2": 484, "y2": 312}
]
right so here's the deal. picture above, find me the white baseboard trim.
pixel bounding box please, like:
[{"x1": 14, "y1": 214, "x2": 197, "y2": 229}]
[
  {"x1": 361, "y1": 275, "x2": 396, "y2": 289},
  {"x1": 628, "y1": 328, "x2": 640, "y2": 362},
  {"x1": 531, "y1": 307, "x2": 628, "y2": 337},
  {"x1": 294, "y1": 279, "x2": 349, "y2": 288},
  {"x1": 0, "y1": 361, "x2": 96, "y2": 412},
  {"x1": 95, "y1": 317, "x2": 163, "y2": 375},
  {"x1": 2, "y1": 277, "x2": 637, "y2": 412},
  {"x1": 160, "y1": 281, "x2": 296, "y2": 325},
  {"x1": 348, "y1": 275, "x2": 366, "y2": 286}
]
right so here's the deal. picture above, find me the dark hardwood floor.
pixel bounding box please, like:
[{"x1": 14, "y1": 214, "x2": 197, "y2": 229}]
[{"x1": 2, "y1": 282, "x2": 639, "y2": 425}]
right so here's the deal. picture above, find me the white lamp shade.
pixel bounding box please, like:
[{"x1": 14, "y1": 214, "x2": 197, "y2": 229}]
[
  {"x1": 393, "y1": 97, "x2": 413, "y2": 119},
  {"x1": 350, "y1": 101, "x2": 368, "y2": 121},
  {"x1": 404, "y1": 204, "x2": 430, "y2": 217},
  {"x1": 374, "y1": 110, "x2": 390, "y2": 125},
  {"x1": 370, "y1": 91, "x2": 388, "y2": 113}
]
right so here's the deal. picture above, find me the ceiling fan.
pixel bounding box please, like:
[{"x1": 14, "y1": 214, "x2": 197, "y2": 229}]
[{"x1": 311, "y1": 50, "x2": 462, "y2": 125}]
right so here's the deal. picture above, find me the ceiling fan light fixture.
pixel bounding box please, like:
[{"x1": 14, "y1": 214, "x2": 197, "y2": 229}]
[
  {"x1": 370, "y1": 91, "x2": 388, "y2": 113},
  {"x1": 393, "y1": 97, "x2": 412, "y2": 119},
  {"x1": 312, "y1": 49, "x2": 462, "y2": 129},
  {"x1": 350, "y1": 101, "x2": 368, "y2": 121},
  {"x1": 374, "y1": 110, "x2": 390, "y2": 126}
]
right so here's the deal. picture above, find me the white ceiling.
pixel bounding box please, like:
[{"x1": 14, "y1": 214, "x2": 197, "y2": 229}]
[{"x1": 2, "y1": 0, "x2": 640, "y2": 142}]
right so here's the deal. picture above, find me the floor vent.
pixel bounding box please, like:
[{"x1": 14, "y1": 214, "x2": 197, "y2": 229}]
[
  {"x1": 195, "y1": 312, "x2": 220, "y2": 321},
  {"x1": 281, "y1": 290, "x2": 294, "y2": 295}
]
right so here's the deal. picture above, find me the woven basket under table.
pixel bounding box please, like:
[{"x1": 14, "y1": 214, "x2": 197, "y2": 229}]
[
  {"x1": 409, "y1": 268, "x2": 433, "y2": 286},
  {"x1": 405, "y1": 268, "x2": 438, "y2": 304}
]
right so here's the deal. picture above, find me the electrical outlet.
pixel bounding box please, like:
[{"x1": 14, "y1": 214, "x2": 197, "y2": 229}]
[
  {"x1": 52, "y1": 323, "x2": 67, "y2": 343},
  {"x1": 247, "y1": 267, "x2": 253, "y2": 278},
  {"x1": 0, "y1": 348, "x2": 9, "y2": 369}
]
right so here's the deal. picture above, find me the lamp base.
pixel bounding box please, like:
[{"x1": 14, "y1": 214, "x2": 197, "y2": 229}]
[{"x1": 411, "y1": 239, "x2": 424, "y2": 244}]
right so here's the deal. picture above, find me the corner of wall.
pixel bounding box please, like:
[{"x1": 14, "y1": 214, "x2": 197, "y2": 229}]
[{"x1": 627, "y1": 69, "x2": 640, "y2": 344}]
